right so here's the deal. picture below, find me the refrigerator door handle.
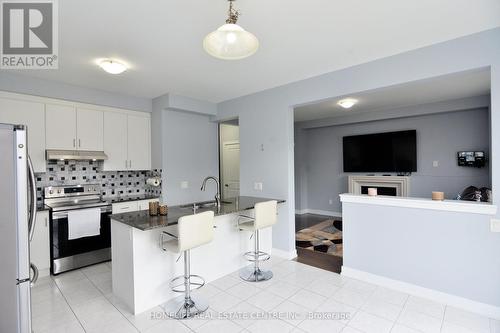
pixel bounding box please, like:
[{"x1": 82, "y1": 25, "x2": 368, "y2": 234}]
[{"x1": 27, "y1": 156, "x2": 37, "y2": 242}]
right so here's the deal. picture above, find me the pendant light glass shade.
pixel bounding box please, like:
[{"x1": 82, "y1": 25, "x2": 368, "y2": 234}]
[{"x1": 203, "y1": 23, "x2": 259, "y2": 60}]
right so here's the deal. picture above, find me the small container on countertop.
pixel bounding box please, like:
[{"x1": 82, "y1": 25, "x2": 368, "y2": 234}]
[{"x1": 432, "y1": 191, "x2": 445, "y2": 201}]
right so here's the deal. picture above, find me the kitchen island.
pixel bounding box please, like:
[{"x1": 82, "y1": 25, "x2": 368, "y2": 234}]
[{"x1": 110, "y1": 196, "x2": 285, "y2": 314}]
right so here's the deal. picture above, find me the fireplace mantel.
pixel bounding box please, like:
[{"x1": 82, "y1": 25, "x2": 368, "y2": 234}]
[{"x1": 348, "y1": 175, "x2": 410, "y2": 197}]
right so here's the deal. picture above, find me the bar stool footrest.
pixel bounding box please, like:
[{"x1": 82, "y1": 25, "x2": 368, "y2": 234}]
[
  {"x1": 169, "y1": 274, "x2": 205, "y2": 293},
  {"x1": 243, "y1": 250, "x2": 270, "y2": 262}
]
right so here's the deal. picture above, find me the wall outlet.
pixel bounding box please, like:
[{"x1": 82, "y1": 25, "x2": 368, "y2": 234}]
[
  {"x1": 433, "y1": 161, "x2": 439, "y2": 167},
  {"x1": 181, "y1": 181, "x2": 189, "y2": 189},
  {"x1": 329, "y1": 199, "x2": 333, "y2": 205},
  {"x1": 491, "y1": 219, "x2": 500, "y2": 232},
  {"x1": 254, "y1": 182, "x2": 263, "y2": 191}
]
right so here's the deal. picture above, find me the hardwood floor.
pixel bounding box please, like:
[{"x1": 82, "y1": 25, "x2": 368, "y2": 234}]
[{"x1": 295, "y1": 213, "x2": 343, "y2": 273}]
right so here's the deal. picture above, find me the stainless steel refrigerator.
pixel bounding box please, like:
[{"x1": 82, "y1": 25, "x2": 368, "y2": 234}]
[{"x1": 0, "y1": 123, "x2": 37, "y2": 333}]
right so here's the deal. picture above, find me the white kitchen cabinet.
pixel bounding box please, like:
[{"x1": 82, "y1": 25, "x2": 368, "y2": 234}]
[
  {"x1": 103, "y1": 112, "x2": 128, "y2": 171},
  {"x1": 30, "y1": 210, "x2": 50, "y2": 278},
  {"x1": 0, "y1": 97, "x2": 46, "y2": 172},
  {"x1": 103, "y1": 111, "x2": 151, "y2": 171},
  {"x1": 112, "y1": 201, "x2": 139, "y2": 214},
  {"x1": 112, "y1": 199, "x2": 159, "y2": 214},
  {"x1": 76, "y1": 108, "x2": 103, "y2": 151},
  {"x1": 127, "y1": 115, "x2": 151, "y2": 170},
  {"x1": 137, "y1": 199, "x2": 159, "y2": 211},
  {"x1": 45, "y1": 104, "x2": 77, "y2": 150}
]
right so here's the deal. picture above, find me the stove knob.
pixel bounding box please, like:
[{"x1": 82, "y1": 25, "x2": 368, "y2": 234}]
[
  {"x1": 57, "y1": 190, "x2": 61, "y2": 194},
  {"x1": 49, "y1": 190, "x2": 53, "y2": 194}
]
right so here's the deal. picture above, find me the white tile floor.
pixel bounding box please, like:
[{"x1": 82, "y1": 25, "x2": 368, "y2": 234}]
[{"x1": 31, "y1": 258, "x2": 498, "y2": 333}]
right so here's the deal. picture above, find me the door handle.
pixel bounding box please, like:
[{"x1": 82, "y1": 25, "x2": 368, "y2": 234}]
[{"x1": 27, "y1": 156, "x2": 37, "y2": 242}]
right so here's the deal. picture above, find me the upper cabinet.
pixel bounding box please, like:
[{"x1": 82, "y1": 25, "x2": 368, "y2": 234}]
[
  {"x1": 76, "y1": 108, "x2": 103, "y2": 151},
  {"x1": 46, "y1": 105, "x2": 103, "y2": 151},
  {"x1": 45, "y1": 104, "x2": 77, "y2": 150},
  {"x1": 103, "y1": 111, "x2": 128, "y2": 171},
  {"x1": 103, "y1": 112, "x2": 151, "y2": 171},
  {"x1": 0, "y1": 97, "x2": 46, "y2": 172},
  {"x1": 0, "y1": 91, "x2": 150, "y2": 172},
  {"x1": 127, "y1": 114, "x2": 151, "y2": 170}
]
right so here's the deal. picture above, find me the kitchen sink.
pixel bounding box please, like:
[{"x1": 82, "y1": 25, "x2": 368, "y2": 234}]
[{"x1": 179, "y1": 200, "x2": 231, "y2": 210}]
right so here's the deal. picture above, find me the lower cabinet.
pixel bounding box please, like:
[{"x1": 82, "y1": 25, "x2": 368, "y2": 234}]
[
  {"x1": 30, "y1": 211, "x2": 50, "y2": 279},
  {"x1": 112, "y1": 199, "x2": 159, "y2": 214}
]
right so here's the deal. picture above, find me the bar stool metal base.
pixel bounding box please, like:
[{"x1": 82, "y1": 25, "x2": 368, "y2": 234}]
[
  {"x1": 161, "y1": 294, "x2": 208, "y2": 319},
  {"x1": 239, "y1": 265, "x2": 273, "y2": 282}
]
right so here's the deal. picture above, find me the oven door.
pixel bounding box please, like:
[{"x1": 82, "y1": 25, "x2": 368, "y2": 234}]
[{"x1": 50, "y1": 206, "x2": 112, "y2": 274}]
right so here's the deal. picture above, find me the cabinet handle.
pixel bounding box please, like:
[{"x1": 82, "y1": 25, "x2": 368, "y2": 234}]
[
  {"x1": 73, "y1": 139, "x2": 76, "y2": 147},
  {"x1": 78, "y1": 139, "x2": 81, "y2": 148},
  {"x1": 129, "y1": 160, "x2": 132, "y2": 169},
  {"x1": 121, "y1": 207, "x2": 130, "y2": 210},
  {"x1": 45, "y1": 218, "x2": 47, "y2": 227},
  {"x1": 125, "y1": 160, "x2": 128, "y2": 169}
]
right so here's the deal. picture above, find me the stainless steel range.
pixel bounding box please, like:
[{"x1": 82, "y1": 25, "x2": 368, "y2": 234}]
[{"x1": 44, "y1": 184, "x2": 112, "y2": 274}]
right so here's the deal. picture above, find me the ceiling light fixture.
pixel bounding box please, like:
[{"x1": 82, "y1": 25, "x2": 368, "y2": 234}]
[
  {"x1": 203, "y1": 0, "x2": 259, "y2": 60},
  {"x1": 338, "y1": 98, "x2": 358, "y2": 109},
  {"x1": 98, "y1": 59, "x2": 128, "y2": 74}
]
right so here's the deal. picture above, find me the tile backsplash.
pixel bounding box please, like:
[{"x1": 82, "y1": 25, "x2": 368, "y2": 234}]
[{"x1": 35, "y1": 160, "x2": 162, "y2": 204}]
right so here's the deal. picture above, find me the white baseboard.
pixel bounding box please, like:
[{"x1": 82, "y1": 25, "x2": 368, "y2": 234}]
[
  {"x1": 295, "y1": 208, "x2": 342, "y2": 217},
  {"x1": 342, "y1": 266, "x2": 500, "y2": 320},
  {"x1": 272, "y1": 248, "x2": 298, "y2": 260}
]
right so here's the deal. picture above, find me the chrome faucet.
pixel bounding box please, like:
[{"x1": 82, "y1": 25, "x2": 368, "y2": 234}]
[{"x1": 201, "y1": 176, "x2": 221, "y2": 209}]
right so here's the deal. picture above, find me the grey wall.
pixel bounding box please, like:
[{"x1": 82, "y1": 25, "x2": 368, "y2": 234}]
[
  {"x1": 343, "y1": 201, "x2": 500, "y2": 307},
  {"x1": 159, "y1": 109, "x2": 219, "y2": 206},
  {"x1": 0, "y1": 73, "x2": 151, "y2": 112},
  {"x1": 295, "y1": 108, "x2": 491, "y2": 213},
  {"x1": 217, "y1": 27, "x2": 500, "y2": 263}
]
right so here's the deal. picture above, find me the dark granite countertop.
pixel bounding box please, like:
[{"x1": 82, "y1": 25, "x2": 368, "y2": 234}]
[
  {"x1": 106, "y1": 195, "x2": 160, "y2": 204},
  {"x1": 110, "y1": 196, "x2": 285, "y2": 231}
]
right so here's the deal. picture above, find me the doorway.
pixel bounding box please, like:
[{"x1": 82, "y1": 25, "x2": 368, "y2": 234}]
[{"x1": 219, "y1": 120, "x2": 240, "y2": 199}]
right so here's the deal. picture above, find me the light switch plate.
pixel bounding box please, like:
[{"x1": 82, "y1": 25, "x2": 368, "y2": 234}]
[
  {"x1": 181, "y1": 181, "x2": 189, "y2": 189},
  {"x1": 254, "y1": 182, "x2": 263, "y2": 191},
  {"x1": 490, "y1": 219, "x2": 500, "y2": 232},
  {"x1": 433, "y1": 161, "x2": 439, "y2": 167}
]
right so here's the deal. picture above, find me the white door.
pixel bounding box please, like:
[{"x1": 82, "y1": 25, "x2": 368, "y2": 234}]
[
  {"x1": 127, "y1": 115, "x2": 150, "y2": 170},
  {"x1": 103, "y1": 111, "x2": 128, "y2": 171},
  {"x1": 76, "y1": 108, "x2": 103, "y2": 151},
  {"x1": 46, "y1": 104, "x2": 77, "y2": 150},
  {"x1": 30, "y1": 211, "x2": 50, "y2": 277},
  {"x1": 222, "y1": 141, "x2": 240, "y2": 198},
  {"x1": 0, "y1": 97, "x2": 46, "y2": 172}
]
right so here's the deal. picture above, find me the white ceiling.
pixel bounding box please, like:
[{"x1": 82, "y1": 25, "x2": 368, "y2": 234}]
[
  {"x1": 294, "y1": 69, "x2": 491, "y2": 122},
  {"x1": 7, "y1": 0, "x2": 500, "y2": 103}
]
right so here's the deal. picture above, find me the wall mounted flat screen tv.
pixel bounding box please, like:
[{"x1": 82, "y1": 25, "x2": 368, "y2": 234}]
[{"x1": 343, "y1": 130, "x2": 417, "y2": 172}]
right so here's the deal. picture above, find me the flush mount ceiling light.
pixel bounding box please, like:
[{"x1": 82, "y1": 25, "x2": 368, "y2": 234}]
[
  {"x1": 98, "y1": 59, "x2": 128, "y2": 74},
  {"x1": 338, "y1": 98, "x2": 358, "y2": 109},
  {"x1": 203, "y1": 0, "x2": 259, "y2": 60}
]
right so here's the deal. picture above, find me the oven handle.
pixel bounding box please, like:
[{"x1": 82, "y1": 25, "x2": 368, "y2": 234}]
[{"x1": 52, "y1": 206, "x2": 112, "y2": 220}]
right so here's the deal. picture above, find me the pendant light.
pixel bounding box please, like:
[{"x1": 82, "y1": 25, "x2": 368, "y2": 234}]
[{"x1": 203, "y1": 0, "x2": 259, "y2": 60}]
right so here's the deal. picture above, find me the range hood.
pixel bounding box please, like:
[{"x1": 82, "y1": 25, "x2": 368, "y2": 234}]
[{"x1": 46, "y1": 149, "x2": 108, "y2": 161}]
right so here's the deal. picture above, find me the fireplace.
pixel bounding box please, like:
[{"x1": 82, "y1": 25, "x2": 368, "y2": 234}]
[
  {"x1": 348, "y1": 175, "x2": 410, "y2": 197},
  {"x1": 361, "y1": 186, "x2": 397, "y2": 196}
]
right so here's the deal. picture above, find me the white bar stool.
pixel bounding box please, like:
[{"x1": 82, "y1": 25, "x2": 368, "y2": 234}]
[
  {"x1": 238, "y1": 200, "x2": 277, "y2": 282},
  {"x1": 160, "y1": 210, "x2": 215, "y2": 319}
]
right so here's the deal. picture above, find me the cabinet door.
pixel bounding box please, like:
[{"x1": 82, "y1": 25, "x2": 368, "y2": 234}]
[
  {"x1": 103, "y1": 111, "x2": 128, "y2": 171},
  {"x1": 46, "y1": 104, "x2": 77, "y2": 150},
  {"x1": 30, "y1": 211, "x2": 50, "y2": 277},
  {"x1": 127, "y1": 115, "x2": 151, "y2": 170},
  {"x1": 137, "y1": 199, "x2": 159, "y2": 211},
  {"x1": 76, "y1": 108, "x2": 103, "y2": 151},
  {"x1": 0, "y1": 97, "x2": 46, "y2": 172},
  {"x1": 112, "y1": 202, "x2": 139, "y2": 214}
]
